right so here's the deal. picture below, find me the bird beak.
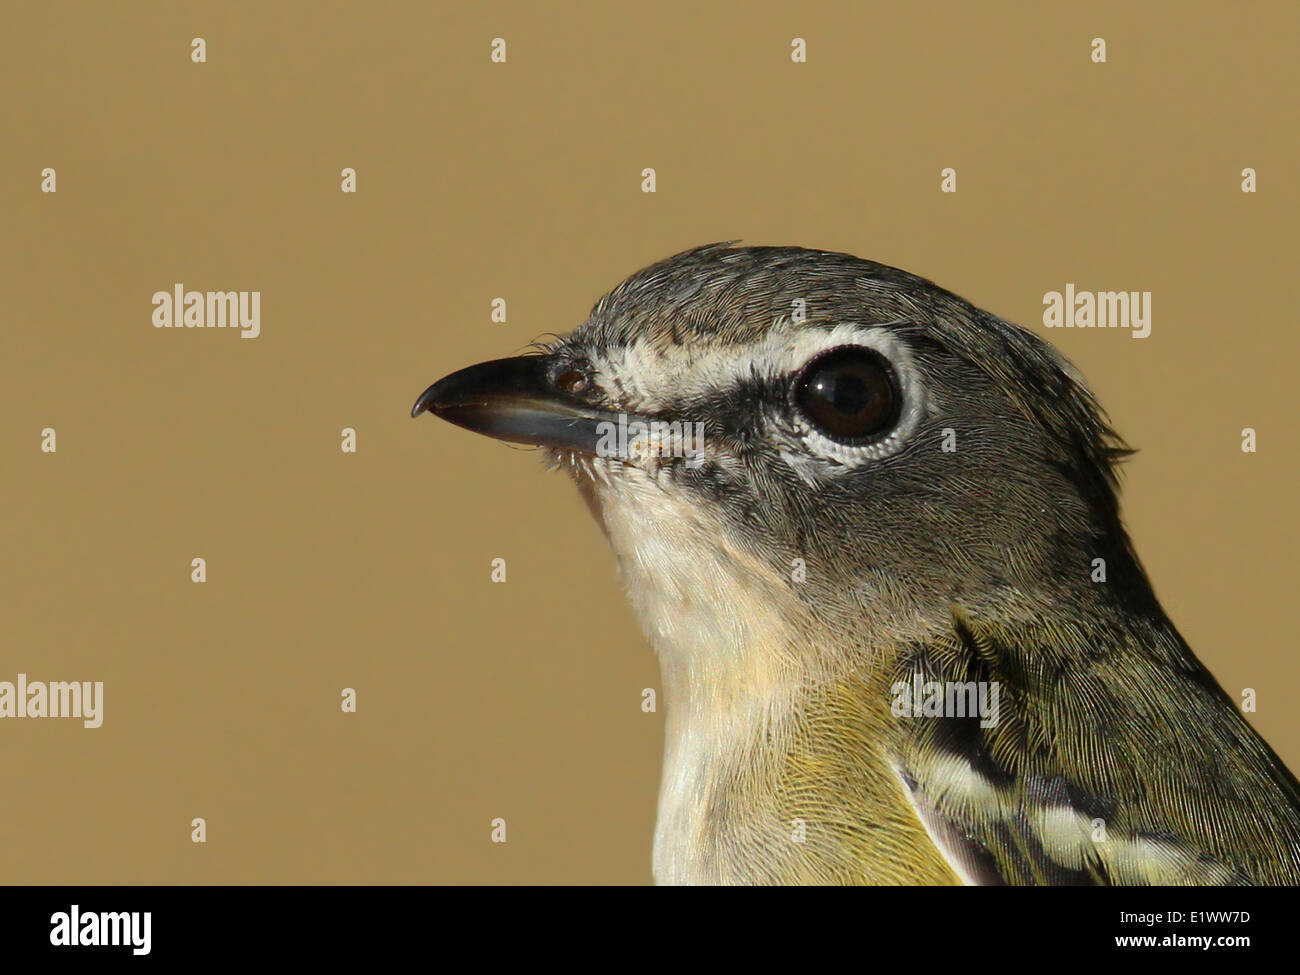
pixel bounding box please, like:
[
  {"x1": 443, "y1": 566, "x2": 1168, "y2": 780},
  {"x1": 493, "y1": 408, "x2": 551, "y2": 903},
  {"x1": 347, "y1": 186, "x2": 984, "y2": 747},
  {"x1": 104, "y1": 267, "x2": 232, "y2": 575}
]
[{"x1": 411, "y1": 354, "x2": 627, "y2": 454}]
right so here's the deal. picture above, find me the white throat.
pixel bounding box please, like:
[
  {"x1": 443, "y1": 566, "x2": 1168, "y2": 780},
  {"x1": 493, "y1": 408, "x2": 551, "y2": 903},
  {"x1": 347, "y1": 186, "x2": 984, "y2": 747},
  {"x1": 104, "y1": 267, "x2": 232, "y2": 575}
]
[{"x1": 577, "y1": 462, "x2": 823, "y2": 884}]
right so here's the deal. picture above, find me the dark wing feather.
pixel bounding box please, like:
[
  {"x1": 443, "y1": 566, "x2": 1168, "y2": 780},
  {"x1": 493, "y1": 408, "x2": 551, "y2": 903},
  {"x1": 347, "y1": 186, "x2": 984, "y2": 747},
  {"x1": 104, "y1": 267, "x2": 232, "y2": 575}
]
[{"x1": 890, "y1": 605, "x2": 1300, "y2": 885}]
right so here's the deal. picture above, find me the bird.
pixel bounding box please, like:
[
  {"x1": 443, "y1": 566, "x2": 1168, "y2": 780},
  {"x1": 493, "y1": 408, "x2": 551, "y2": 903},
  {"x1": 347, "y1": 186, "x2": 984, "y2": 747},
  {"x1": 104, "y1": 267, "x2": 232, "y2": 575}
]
[{"x1": 412, "y1": 242, "x2": 1300, "y2": 885}]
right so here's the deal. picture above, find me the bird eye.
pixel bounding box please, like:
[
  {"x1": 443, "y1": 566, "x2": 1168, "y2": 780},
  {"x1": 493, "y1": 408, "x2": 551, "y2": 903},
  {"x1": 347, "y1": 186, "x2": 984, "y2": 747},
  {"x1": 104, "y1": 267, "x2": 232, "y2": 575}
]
[{"x1": 793, "y1": 346, "x2": 901, "y2": 443}]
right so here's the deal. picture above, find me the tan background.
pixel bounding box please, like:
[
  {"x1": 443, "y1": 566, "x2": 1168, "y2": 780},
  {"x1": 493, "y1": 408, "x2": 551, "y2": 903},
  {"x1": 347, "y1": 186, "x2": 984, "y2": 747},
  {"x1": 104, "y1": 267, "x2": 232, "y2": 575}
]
[{"x1": 1, "y1": 1, "x2": 1296, "y2": 884}]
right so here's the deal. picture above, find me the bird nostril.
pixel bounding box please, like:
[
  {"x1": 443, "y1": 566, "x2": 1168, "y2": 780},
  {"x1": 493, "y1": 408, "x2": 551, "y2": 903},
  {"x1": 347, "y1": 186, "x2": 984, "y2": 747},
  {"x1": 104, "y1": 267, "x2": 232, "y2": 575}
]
[{"x1": 555, "y1": 360, "x2": 592, "y2": 396}]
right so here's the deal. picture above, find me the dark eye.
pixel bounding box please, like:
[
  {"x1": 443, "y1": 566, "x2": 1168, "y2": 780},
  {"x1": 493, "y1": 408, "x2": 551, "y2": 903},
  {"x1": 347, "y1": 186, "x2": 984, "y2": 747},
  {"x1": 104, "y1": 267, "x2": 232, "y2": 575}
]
[{"x1": 793, "y1": 346, "x2": 901, "y2": 443}]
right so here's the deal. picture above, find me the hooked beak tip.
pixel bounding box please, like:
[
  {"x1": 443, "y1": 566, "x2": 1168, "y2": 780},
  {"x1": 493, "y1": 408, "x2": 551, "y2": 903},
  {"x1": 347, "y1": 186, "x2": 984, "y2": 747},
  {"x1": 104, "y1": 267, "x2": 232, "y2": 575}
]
[{"x1": 411, "y1": 374, "x2": 461, "y2": 419}]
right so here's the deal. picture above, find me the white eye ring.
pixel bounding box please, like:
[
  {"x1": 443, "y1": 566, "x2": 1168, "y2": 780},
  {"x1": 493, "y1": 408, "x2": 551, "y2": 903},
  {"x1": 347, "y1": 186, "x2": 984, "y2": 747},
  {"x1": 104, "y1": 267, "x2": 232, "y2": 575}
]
[{"x1": 777, "y1": 324, "x2": 927, "y2": 471}]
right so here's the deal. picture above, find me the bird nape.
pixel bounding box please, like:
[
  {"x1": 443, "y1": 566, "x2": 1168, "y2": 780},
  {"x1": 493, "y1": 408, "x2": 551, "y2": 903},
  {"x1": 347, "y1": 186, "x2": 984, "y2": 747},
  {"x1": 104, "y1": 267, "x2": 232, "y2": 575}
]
[{"x1": 413, "y1": 242, "x2": 1300, "y2": 886}]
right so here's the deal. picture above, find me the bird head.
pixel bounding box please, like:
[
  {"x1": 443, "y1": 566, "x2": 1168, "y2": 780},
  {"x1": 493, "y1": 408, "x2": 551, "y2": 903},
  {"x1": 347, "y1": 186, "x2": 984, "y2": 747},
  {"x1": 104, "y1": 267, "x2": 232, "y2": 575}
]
[{"x1": 414, "y1": 243, "x2": 1143, "y2": 657}]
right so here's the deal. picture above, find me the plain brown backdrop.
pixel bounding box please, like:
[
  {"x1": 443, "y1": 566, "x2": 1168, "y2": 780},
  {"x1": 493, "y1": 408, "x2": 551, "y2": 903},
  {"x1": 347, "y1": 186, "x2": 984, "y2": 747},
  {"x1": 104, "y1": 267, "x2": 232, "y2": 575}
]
[{"x1": 1, "y1": 1, "x2": 1296, "y2": 884}]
